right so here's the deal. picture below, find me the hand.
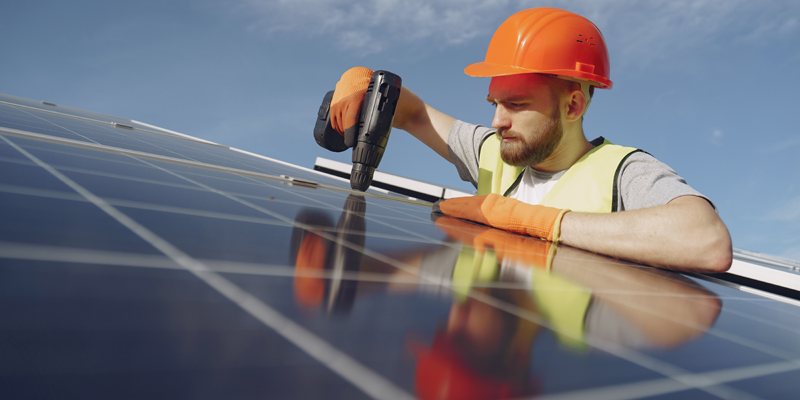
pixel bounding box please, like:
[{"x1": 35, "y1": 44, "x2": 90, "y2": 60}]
[
  {"x1": 330, "y1": 67, "x2": 373, "y2": 137},
  {"x1": 433, "y1": 193, "x2": 570, "y2": 242}
]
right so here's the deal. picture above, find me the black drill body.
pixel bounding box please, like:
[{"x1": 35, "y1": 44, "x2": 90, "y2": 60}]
[{"x1": 314, "y1": 70, "x2": 402, "y2": 191}]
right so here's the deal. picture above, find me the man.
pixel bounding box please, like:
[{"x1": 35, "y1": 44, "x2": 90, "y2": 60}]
[{"x1": 328, "y1": 8, "x2": 731, "y2": 272}]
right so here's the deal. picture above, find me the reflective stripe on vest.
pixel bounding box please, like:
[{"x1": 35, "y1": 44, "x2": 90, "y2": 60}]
[{"x1": 477, "y1": 134, "x2": 640, "y2": 213}]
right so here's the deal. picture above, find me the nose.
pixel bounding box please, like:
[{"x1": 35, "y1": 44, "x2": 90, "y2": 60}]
[{"x1": 491, "y1": 104, "x2": 510, "y2": 131}]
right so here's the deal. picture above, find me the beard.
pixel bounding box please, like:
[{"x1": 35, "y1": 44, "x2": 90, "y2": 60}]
[{"x1": 498, "y1": 111, "x2": 563, "y2": 167}]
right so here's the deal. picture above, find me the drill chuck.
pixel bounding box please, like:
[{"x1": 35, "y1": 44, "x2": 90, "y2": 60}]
[{"x1": 350, "y1": 163, "x2": 376, "y2": 192}]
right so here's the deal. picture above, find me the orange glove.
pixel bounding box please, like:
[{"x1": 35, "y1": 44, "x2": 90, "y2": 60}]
[
  {"x1": 433, "y1": 193, "x2": 570, "y2": 242},
  {"x1": 330, "y1": 66, "x2": 373, "y2": 137}
]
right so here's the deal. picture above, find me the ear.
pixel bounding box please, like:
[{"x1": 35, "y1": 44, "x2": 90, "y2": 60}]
[{"x1": 563, "y1": 88, "x2": 587, "y2": 122}]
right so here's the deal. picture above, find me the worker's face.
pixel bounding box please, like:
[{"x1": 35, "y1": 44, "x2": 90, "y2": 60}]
[{"x1": 487, "y1": 74, "x2": 562, "y2": 167}]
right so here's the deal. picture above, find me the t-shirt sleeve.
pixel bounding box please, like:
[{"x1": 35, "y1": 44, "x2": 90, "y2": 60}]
[
  {"x1": 447, "y1": 120, "x2": 495, "y2": 188},
  {"x1": 617, "y1": 152, "x2": 714, "y2": 211}
]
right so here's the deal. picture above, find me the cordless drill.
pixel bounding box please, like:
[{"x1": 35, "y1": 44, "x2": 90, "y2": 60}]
[{"x1": 313, "y1": 70, "x2": 402, "y2": 191}]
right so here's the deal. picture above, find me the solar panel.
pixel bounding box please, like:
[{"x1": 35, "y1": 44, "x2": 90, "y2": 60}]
[{"x1": 2, "y1": 93, "x2": 799, "y2": 399}]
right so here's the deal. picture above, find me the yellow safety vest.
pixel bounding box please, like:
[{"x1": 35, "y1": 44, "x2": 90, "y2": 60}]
[
  {"x1": 450, "y1": 135, "x2": 641, "y2": 349},
  {"x1": 476, "y1": 134, "x2": 641, "y2": 213}
]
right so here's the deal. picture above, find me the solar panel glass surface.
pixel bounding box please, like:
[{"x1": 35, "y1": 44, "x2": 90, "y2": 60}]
[{"x1": 2, "y1": 94, "x2": 799, "y2": 400}]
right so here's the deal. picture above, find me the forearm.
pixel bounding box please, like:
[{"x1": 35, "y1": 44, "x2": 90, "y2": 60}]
[
  {"x1": 392, "y1": 87, "x2": 456, "y2": 162},
  {"x1": 559, "y1": 196, "x2": 732, "y2": 272}
]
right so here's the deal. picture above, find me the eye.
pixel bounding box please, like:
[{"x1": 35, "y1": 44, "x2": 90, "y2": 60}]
[{"x1": 489, "y1": 102, "x2": 497, "y2": 108}]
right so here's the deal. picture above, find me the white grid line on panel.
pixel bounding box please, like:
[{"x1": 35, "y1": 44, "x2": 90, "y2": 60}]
[{"x1": 0, "y1": 133, "x2": 415, "y2": 400}]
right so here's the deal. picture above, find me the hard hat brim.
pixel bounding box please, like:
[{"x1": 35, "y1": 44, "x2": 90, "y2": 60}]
[
  {"x1": 464, "y1": 62, "x2": 612, "y2": 89},
  {"x1": 464, "y1": 62, "x2": 533, "y2": 78}
]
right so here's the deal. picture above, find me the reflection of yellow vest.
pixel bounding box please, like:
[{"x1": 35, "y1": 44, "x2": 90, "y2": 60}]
[
  {"x1": 451, "y1": 246, "x2": 593, "y2": 351},
  {"x1": 476, "y1": 134, "x2": 641, "y2": 213}
]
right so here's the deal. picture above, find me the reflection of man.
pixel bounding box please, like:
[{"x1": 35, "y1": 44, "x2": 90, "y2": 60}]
[
  {"x1": 327, "y1": 8, "x2": 732, "y2": 272},
  {"x1": 411, "y1": 217, "x2": 722, "y2": 399},
  {"x1": 290, "y1": 202, "x2": 722, "y2": 399}
]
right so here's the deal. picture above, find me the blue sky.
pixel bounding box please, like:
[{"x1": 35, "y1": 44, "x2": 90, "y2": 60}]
[{"x1": 2, "y1": 0, "x2": 799, "y2": 261}]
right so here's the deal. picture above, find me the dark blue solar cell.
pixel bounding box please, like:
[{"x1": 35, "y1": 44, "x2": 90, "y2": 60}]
[
  {"x1": 0, "y1": 192, "x2": 159, "y2": 254},
  {"x1": 0, "y1": 157, "x2": 72, "y2": 192},
  {"x1": 728, "y1": 368, "x2": 800, "y2": 399}
]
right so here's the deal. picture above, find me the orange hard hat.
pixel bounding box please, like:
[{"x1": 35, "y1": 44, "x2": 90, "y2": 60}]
[{"x1": 465, "y1": 7, "x2": 612, "y2": 89}]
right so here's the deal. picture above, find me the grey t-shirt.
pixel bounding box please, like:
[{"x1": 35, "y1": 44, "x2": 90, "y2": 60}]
[{"x1": 446, "y1": 120, "x2": 709, "y2": 211}]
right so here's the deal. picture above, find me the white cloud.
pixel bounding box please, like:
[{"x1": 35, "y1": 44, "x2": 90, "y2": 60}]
[
  {"x1": 542, "y1": 0, "x2": 800, "y2": 67},
  {"x1": 759, "y1": 135, "x2": 800, "y2": 153},
  {"x1": 232, "y1": 0, "x2": 800, "y2": 62},
  {"x1": 764, "y1": 195, "x2": 800, "y2": 222},
  {"x1": 708, "y1": 128, "x2": 723, "y2": 144},
  {"x1": 738, "y1": 16, "x2": 798, "y2": 43},
  {"x1": 236, "y1": 0, "x2": 510, "y2": 54}
]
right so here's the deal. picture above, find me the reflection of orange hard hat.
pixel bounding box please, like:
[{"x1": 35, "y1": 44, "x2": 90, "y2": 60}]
[
  {"x1": 294, "y1": 234, "x2": 327, "y2": 308},
  {"x1": 465, "y1": 7, "x2": 613, "y2": 89},
  {"x1": 413, "y1": 332, "x2": 516, "y2": 400}
]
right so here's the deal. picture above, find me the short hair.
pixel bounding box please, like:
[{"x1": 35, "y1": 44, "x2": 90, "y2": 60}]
[{"x1": 539, "y1": 74, "x2": 593, "y2": 120}]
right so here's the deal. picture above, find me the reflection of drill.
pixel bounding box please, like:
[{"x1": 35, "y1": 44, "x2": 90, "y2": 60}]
[
  {"x1": 314, "y1": 71, "x2": 402, "y2": 191},
  {"x1": 290, "y1": 195, "x2": 367, "y2": 314}
]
